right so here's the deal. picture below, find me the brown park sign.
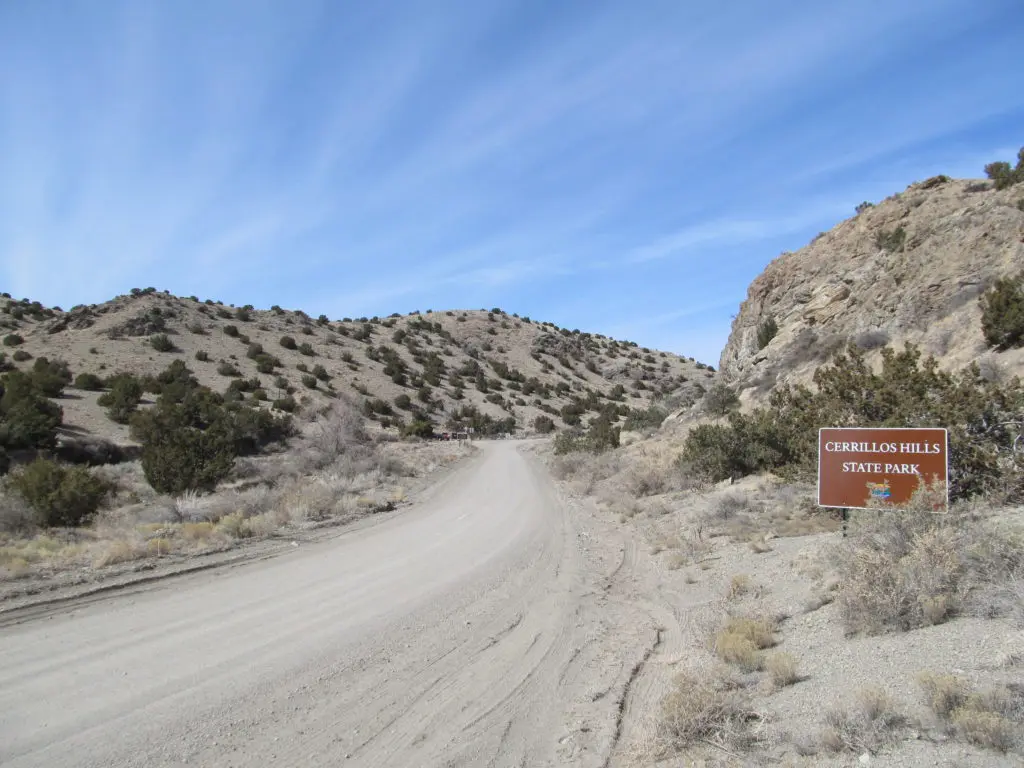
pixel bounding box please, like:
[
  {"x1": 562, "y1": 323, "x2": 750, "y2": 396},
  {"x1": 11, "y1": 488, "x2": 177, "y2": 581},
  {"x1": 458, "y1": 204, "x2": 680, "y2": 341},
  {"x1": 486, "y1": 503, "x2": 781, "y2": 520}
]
[{"x1": 818, "y1": 427, "x2": 948, "y2": 510}]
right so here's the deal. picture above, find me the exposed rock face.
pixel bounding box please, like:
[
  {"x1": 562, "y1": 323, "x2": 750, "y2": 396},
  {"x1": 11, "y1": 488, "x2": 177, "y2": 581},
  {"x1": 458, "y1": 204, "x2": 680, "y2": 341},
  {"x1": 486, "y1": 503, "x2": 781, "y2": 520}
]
[{"x1": 720, "y1": 177, "x2": 1024, "y2": 402}]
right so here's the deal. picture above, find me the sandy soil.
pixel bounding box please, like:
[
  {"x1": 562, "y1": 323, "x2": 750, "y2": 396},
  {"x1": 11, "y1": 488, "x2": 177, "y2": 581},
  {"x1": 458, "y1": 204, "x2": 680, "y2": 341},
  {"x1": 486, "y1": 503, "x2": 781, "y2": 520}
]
[{"x1": 0, "y1": 441, "x2": 666, "y2": 768}]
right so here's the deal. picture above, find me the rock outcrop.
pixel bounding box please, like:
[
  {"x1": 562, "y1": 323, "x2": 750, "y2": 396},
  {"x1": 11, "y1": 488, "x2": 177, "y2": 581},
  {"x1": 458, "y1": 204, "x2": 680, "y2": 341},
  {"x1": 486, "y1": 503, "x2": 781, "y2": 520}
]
[{"x1": 720, "y1": 176, "x2": 1024, "y2": 402}]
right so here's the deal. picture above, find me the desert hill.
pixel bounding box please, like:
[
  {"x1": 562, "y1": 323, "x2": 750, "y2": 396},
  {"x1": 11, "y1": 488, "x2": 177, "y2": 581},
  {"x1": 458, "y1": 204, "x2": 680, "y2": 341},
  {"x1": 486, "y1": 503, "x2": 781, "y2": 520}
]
[
  {"x1": 719, "y1": 173, "x2": 1024, "y2": 402},
  {"x1": 0, "y1": 290, "x2": 713, "y2": 445}
]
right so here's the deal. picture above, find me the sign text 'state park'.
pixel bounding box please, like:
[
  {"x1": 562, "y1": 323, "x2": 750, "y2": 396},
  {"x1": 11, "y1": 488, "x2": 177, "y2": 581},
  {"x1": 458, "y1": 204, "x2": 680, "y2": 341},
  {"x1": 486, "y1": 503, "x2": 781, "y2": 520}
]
[{"x1": 817, "y1": 427, "x2": 948, "y2": 510}]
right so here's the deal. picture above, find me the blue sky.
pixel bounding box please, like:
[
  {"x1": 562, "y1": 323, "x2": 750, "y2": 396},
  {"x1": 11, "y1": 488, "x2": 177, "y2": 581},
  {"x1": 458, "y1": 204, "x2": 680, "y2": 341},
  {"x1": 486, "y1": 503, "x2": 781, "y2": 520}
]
[{"x1": 1, "y1": 1, "x2": 1022, "y2": 365}]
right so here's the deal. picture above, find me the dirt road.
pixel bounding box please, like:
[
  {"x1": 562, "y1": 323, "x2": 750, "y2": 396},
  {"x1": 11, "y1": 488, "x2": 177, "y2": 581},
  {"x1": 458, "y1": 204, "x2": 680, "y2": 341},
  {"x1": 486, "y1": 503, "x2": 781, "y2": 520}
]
[{"x1": 0, "y1": 441, "x2": 669, "y2": 768}]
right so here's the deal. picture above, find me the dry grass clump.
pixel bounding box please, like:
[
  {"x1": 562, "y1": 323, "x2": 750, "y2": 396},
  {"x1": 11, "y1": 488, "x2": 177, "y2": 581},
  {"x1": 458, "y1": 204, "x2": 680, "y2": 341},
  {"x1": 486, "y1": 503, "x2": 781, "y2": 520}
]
[
  {"x1": 670, "y1": 526, "x2": 712, "y2": 566},
  {"x1": 655, "y1": 666, "x2": 766, "y2": 755},
  {"x1": 917, "y1": 672, "x2": 970, "y2": 717},
  {"x1": 764, "y1": 652, "x2": 800, "y2": 689},
  {"x1": 92, "y1": 537, "x2": 148, "y2": 568},
  {"x1": 833, "y1": 492, "x2": 1023, "y2": 635},
  {"x1": 666, "y1": 552, "x2": 686, "y2": 570},
  {"x1": 713, "y1": 614, "x2": 777, "y2": 671},
  {"x1": 1, "y1": 533, "x2": 86, "y2": 577},
  {"x1": 819, "y1": 686, "x2": 906, "y2": 755},
  {"x1": 918, "y1": 672, "x2": 1023, "y2": 753},
  {"x1": 214, "y1": 512, "x2": 278, "y2": 539},
  {"x1": 748, "y1": 538, "x2": 772, "y2": 553},
  {"x1": 725, "y1": 573, "x2": 754, "y2": 600}
]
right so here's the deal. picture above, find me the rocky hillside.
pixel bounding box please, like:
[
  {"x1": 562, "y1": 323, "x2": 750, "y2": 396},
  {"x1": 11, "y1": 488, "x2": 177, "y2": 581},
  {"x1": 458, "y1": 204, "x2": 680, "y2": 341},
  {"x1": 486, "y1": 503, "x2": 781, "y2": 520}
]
[
  {"x1": 720, "y1": 173, "x2": 1024, "y2": 402},
  {"x1": 0, "y1": 290, "x2": 712, "y2": 445}
]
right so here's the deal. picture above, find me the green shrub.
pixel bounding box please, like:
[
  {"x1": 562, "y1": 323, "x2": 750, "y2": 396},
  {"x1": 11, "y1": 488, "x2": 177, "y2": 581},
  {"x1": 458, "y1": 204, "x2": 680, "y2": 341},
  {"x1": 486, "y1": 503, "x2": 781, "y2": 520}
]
[
  {"x1": 12, "y1": 350, "x2": 31, "y2": 362},
  {"x1": 217, "y1": 361, "x2": 240, "y2": 377},
  {"x1": 301, "y1": 374, "x2": 317, "y2": 389},
  {"x1": 553, "y1": 414, "x2": 620, "y2": 455},
  {"x1": 394, "y1": 393, "x2": 412, "y2": 409},
  {"x1": 703, "y1": 383, "x2": 740, "y2": 416},
  {"x1": 227, "y1": 377, "x2": 259, "y2": 394},
  {"x1": 30, "y1": 357, "x2": 72, "y2": 397},
  {"x1": 0, "y1": 370, "x2": 63, "y2": 449},
  {"x1": 246, "y1": 342, "x2": 264, "y2": 359},
  {"x1": 272, "y1": 396, "x2": 297, "y2": 413},
  {"x1": 404, "y1": 420, "x2": 434, "y2": 438},
  {"x1": 984, "y1": 147, "x2": 1024, "y2": 190},
  {"x1": 149, "y1": 333, "x2": 175, "y2": 352},
  {"x1": 235, "y1": 306, "x2": 253, "y2": 322},
  {"x1": 756, "y1": 316, "x2": 778, "y2": 349},
  {"x1": 533, "y1": 415, "x2": 556, "y2": 434},
  {"x1": 74, "y1": 372, "x2": 104, "y2": 391},
  {"x1": 223, "y1": 324, "x2": 240, "y2": 338},
  {"x1": 97, "y1": 374, "x2": 143, "y2": 424},
  {"x1": 141, "y1": 425, "x2": 234, "y2": 494},
  {"x1": 980, "y1": 273, "x2": 1024, "y2": 350},
  {"x1": 8, "y1": 458, "x2": 111, "y2": 526},
  {"x1": 280, "y1": 335, "x2": 297, "y2": 350},
  {"x1": 678, "y1": 343, "x2": 1024, "y2": 501},
  {"x1": 3, "y1": 334, "x2": 23, "y2": 347},
  {"x1": 254, "y1": 354, "x2": 278, "y2": 374},
  {"x1": 623, "y1": 405, "x2": 667, "y2": 431},
  {"x1": 875, "y1": 227, "x2": 907, "y2": 252},
  {"x1": 151, "y1": 360, "x2": 200, "y2": 403},
  {"x1": 298, "y1": 342, "x2": 315, "y2": 356},
  {"x1": 194, "y1": 349, "x2": 210, "y2": 362}
]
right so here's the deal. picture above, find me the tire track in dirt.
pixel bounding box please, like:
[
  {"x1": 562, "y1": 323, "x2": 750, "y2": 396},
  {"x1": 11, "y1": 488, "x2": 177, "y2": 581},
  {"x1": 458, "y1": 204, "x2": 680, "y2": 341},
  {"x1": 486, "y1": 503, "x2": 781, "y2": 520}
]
[{"x1": 0, "y1": 441, "x2": 676, "y2": 768}]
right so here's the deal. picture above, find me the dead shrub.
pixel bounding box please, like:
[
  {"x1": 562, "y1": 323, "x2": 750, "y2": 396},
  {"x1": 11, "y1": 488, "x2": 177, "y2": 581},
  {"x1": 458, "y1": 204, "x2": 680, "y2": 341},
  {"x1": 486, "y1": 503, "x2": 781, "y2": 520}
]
[
  {"x1": 298, "y1": 397, "x2": 371, "y2": 471},
  {"x1": 624, "y1": 464, "x2": 668, "y2": 497},
  {"x1": 551, "y1": 453, "x2": 587, "y2": 481},
  {"x1": 952, "y1": 708, "x2": 1016, "y2": 752},
  {"x1": 712, "y1": 492, "x2": 752, "y2": 520},
  {"x1": 0, "y1": 492, "x2": 36, "y2": 534},
  {"x1": 832, "y1": 493, "x2": 1023, "y2": 634},
  {"x1": 276, "y1": 476, "x2": 343, "y2": 522},
  {"x1": 918, "y1": 672, "x2": 1023, "y2": 752},
  {"x1": 655, "y1": 666, "x2": 765, "y2": 755},
  {"x1": 819, "y1": 687, "x2": 905, "y2": 754}
]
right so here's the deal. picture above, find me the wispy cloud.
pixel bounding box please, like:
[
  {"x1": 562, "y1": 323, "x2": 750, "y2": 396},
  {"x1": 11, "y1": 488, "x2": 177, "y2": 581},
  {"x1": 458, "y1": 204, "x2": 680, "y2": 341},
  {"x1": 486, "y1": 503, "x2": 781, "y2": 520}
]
[{"x1": 1, "y1": 0, "x2": 1021, "y2": 359}]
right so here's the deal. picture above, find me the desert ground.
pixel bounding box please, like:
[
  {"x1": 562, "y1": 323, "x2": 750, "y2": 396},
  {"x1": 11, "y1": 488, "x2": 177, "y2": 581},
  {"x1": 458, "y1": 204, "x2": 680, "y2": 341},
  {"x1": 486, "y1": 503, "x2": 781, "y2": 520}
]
[{"x1": 2, "y1": 438, "x2": 1021, "y2": 767}]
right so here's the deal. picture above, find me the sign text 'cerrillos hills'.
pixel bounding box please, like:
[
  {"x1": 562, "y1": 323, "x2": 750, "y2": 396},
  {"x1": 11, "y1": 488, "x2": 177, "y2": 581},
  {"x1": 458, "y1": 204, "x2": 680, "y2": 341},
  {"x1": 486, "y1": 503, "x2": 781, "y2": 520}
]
[{"x1": 817, "y1": 427, "x2": 948, "y2": 510}]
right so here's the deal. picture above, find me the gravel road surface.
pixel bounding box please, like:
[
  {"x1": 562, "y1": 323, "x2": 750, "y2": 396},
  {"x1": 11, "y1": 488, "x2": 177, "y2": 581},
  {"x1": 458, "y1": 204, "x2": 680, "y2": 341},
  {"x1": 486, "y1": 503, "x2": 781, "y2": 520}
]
[{"x1": 0, "y1": 441, "x2": 667, "y2": 768}]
